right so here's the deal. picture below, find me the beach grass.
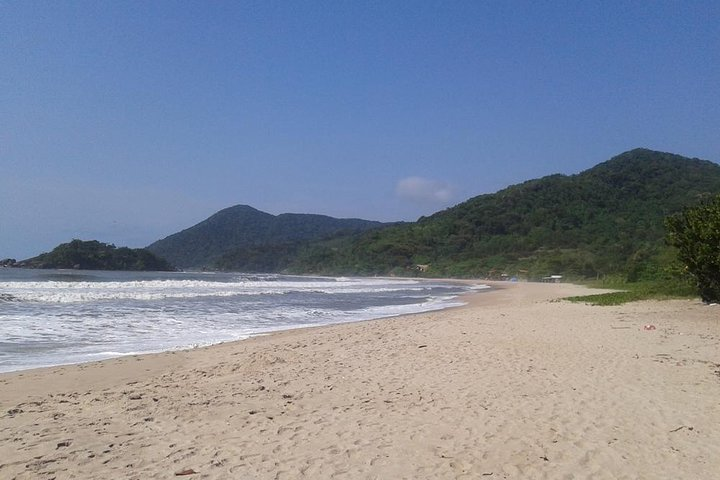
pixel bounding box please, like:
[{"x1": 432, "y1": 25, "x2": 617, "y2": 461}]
[{"x1": 565, "y1": 278, "x2": 698, "y2": 305}]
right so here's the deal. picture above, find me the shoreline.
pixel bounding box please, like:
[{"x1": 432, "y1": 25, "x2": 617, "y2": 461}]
[
  {"x1": 2, "y1": 282, "x2": 719, "y2": 478},
  {"x1": 0, "y1": 277, "x2": 490, "y2": 380},
  {"x1": 0, "y1": 270, "x2": 478, "y2": 375}
]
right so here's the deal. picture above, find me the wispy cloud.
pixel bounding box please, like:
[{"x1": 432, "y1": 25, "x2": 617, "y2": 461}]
[{"x1": 395, "y1": 176, "x2": 455, "y2": 204}]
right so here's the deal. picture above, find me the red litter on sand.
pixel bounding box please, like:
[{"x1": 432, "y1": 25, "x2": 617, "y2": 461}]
[{"x1": 643, "y1": 324, "x2": 656, "y2": 331}]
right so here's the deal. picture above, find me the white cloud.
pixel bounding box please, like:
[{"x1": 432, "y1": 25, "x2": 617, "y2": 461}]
[{"x1": 395, "y1": 176, "x2": 455, "y2": 204}]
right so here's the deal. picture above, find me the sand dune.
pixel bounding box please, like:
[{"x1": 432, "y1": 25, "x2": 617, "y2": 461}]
[{"x1": 1, "y1": 282, "x2": 719, "y2": 479}]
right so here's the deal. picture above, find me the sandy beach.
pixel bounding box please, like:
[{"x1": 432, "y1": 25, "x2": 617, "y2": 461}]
[{"x1": 1, "y1": 281, "x2": 719, "y2": 479}]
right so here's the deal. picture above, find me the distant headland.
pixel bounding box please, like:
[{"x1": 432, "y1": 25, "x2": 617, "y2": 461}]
[{"x1": 6, "y1": 239, "x2": 174, "y2": 272}]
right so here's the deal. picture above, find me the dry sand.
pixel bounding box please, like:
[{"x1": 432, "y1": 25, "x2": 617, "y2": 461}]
[{"x1": 1, "y1": 282, "x2": 719, "y2": 479}]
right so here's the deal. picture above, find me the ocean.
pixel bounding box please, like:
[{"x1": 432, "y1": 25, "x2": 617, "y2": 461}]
[{"x1": 0, "y1": 269, "x2": 485, "y2": 373}]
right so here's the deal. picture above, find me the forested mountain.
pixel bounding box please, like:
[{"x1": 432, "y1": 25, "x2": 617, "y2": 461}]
[
  {"x1": 288, "y1": 149, "x2": 720, "y2": 279},
  {"x1": 145, "y1": 149, "x2": 720, "y2": 279},
  {"x1": 146, "y1": 205, "x2": 387, "y2": 268},
  {"x1": 16, "y1": 239, "x2": 174, "y2": 271}
]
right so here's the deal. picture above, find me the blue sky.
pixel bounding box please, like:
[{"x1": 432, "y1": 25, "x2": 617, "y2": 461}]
[{"x1": 2, "y1": 1, "x2": 719, "y2": 259}]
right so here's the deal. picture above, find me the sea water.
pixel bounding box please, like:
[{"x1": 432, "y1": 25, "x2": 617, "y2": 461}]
[{"x1": 0, "y1": 269, "x2": 486, "y2": 373}]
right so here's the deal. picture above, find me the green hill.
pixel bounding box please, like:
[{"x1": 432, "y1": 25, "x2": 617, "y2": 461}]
[
  {"x1": 288, "y1": 149, "x2": 720, "y2": 279},
  {"x1": 17, "y1": 239, "x2": 174, "y2": 271},
  {"x1": 146, "y1": 205, "x2": 387, "y2": 269}
]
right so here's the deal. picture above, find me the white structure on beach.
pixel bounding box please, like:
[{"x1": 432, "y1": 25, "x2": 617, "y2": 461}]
[{"x1": 542, "y1": 275, "x2": 563, "y2": 283}]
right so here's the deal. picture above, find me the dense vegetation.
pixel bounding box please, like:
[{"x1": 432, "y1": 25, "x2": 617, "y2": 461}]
[
  {"x1": 286, "y1": 149, "x2": 720, "y2": 279},
  {"x1": 666, "y1": 194, "x2": 720, "y2": 302},
  {"x1": 17, "y1": 239, "x2": 175, "y2": 271},
  {"x1": 146, "y1": 205, "x2": 388, "y2": 269},
  {"x1": 142, "y1": 149, "x2": 720, "y2": 285},
  {"x1": 213, "y1": 242, "x2": 304, "y2": 272}
]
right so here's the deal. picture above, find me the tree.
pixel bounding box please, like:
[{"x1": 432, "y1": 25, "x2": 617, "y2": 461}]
[
  {"x1": 19, "y1": 239, "x2": 174, "y2": 271},
  {"x1": 666, "y1": 195, "x2": 720, "y2": 302}
]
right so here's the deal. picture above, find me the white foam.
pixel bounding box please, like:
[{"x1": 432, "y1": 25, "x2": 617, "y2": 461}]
[
  {"x1": 0, "y1": 277, "x2": 429, "y2": 303},
  {"x1": 0, "y1": 274, "x2": 481, "y2": 373}
]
